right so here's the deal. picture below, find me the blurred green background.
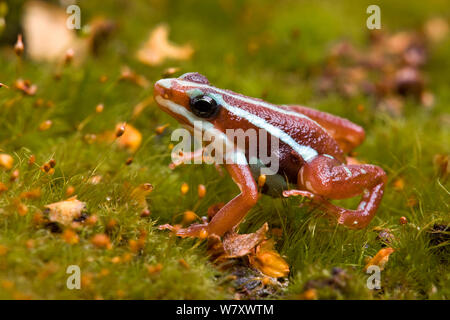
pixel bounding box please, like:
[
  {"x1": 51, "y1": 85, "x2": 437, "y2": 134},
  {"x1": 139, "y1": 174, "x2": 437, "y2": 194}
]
[{"x1": 0, "y1": 0, "x2": 448, "y2": 299}]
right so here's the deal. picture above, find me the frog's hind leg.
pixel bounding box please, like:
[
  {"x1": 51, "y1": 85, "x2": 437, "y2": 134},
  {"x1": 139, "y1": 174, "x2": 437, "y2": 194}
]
[
  {"x1": 284, "y1": 155, "x2": 387, "y2": 229},
  {"x1": 283, "y1": 105, "x2": 365, "y2": 153}
]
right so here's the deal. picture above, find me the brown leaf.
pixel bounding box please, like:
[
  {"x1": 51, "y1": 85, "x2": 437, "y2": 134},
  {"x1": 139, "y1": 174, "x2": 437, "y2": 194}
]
[
  {"x1": 116, "y1": 123, "x2": 142, "y2": 152},
  {"x1": 22, "y1": 0, "x2": 87, "y2": 63},
  {"x1": 364, "y1": 247, "x2": 395, "y2": 271},
  {"x1": 248, "y1": 239, "x2": 290, "y2": 278},
  {"x1": 44, "y1": 196, "x2": 86, "y2": 226},
  {"x1": 223, "y1": 223, "x2": 268, "y2": 258},
  {"x1": 136, "y1": 24, "x2": 194, "y2": 66},
  {"x1": 119, "y1": 66, "x2": 150, "y2": 88},
  {"x1": 131, "y1": 96, "x2": 153, "y2": 119}
]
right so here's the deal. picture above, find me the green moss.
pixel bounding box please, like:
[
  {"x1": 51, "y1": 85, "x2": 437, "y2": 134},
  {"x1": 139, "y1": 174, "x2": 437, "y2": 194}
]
[{"x1": 0, "y1": 0, "x2": 448, "y2": 299}]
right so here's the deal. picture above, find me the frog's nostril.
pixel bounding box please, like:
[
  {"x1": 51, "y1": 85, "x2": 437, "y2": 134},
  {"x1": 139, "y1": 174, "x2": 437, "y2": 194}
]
[
  {"x1": 154, "y1": 79, "x2": 173, "y2": 99},
  {"x1": 154, "y1": 83, "x2": 166, "y2": 98}
]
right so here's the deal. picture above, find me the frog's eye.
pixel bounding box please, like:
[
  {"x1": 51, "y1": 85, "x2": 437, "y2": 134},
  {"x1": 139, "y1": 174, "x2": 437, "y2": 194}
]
[{"x1": 189, "y1": 95, "x2": 220, "y2": 118}]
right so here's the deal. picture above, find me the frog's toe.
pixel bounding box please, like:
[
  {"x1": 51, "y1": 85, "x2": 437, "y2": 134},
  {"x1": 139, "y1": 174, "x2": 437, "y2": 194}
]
[
  {"x1": 283, "y1": 189, "x2": 316, "y2": 199},
  {"x1": 338, "y1": 211, "x2": 370, "y2": 230},
  {"x1": 176, "y1": 223, "x2": 209, "y2": 238}
]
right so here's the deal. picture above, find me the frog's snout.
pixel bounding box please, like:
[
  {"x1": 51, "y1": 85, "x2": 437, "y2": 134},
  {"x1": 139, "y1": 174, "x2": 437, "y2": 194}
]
[{"x1": 154, "y1": 79, "x2": 171, "y2": 99}]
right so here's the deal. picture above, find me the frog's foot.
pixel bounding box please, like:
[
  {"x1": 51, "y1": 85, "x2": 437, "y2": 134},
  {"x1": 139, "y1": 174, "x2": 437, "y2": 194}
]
[
  {"x1": 169, "y1": 148, "x2": 205, "y2": 169},
  {"x1": 158, "y1": 223, "x2": 209, "y2": 238},
  {"x1": 283, "y1": 189, "x2": 342, "y2": 220}
]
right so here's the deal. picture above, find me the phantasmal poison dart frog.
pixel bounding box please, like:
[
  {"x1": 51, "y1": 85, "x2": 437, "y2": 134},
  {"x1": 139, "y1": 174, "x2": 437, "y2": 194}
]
[{"x1": 154, "y1": 72, "x2": 387, "y2": 238}]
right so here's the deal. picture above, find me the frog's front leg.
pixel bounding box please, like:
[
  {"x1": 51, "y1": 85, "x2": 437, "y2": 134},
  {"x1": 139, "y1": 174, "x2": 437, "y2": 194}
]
[
  {"x1": 284, "y1": 155, "x2": 387, "y2": 229},
  {"x1": 171, "y1": 163, "x2": 258, "y2": 238},
  {"x1": 170, "y1": 146, "x2": 223, "y2": 174},
  {"x1": 170, "y1": 147, "x2": 205, "y2": 167}
]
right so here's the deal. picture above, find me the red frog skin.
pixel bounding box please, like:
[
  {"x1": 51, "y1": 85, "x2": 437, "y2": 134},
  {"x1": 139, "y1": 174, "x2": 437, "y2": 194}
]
[{"x1": 154, "y1": 72, "x2": 387, "y2": 238}]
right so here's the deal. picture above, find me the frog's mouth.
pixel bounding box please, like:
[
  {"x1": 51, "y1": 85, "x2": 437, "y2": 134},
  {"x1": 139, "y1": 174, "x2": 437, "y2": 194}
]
[{"x1": 154, "y1": 81, "x2": 193, "y2": 128}]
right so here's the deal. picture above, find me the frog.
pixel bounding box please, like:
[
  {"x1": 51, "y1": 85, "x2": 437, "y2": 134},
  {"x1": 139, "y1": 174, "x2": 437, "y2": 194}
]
[{"x1": 154, "y1": 72, "x2": 387, "y2": 238}]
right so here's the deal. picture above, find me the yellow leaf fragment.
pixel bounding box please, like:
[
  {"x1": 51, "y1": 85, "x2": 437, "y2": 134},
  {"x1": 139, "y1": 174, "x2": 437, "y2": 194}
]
[
  {"x1": 22, "y1": 0, "x2": 87, "y2": 63},
  {"x1": 364, "y1": 247, "x2": 395, "y2": 271},
  {"x1": 116, "y1": 123, "x2": 142, "y2": 152},
  {"x1": 249, "y1": 239, "x2": 290, "y2": 278},
  {"x1": 137, "y1": 24, "x2": 194, "y2": 66},
  {"x1": 131, "y1": 96, "x2": 153, "y2": 119},
  {"x1": 44, "y1": 196, "x2": 86, "y2": 226},
  {"x1": 223, "y1": 223, "x2": 268, "y2": 258}
]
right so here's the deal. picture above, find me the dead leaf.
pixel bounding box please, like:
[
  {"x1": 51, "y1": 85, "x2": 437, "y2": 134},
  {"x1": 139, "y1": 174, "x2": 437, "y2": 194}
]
[
  {"x1": 131, "y1": 96, "x2": 153, "y2": 119},
  {"x1": 116, "y1": 123, "x2": 142, "y2": 152},
  {"x1": 137, "y1": 24, "x2": 194, "y2": 66},
  {"x1": 223, "y1": 223, "x2": 268, "y2": 258},
  {"x1": 119, "y1": 66, "x2": 150, "y2": 88},
  {"x1": 249, "y1": 239, "x2": 290, "y2": 278},
  {"x1": 22, "y1": 0, "x2": 87, "y2": 63},
  {"x1": 22, "y1": 1, "x2": 114, "y2": 63},
  {"x1": 44, "y1": 196, "x2": 86, "y2": 226},
  {"x1": 364, "y1": 247, "x2": 395, "y2": 271}
]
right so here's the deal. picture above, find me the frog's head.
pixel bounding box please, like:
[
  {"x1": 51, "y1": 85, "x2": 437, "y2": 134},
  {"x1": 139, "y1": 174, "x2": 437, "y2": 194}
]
[{"x1": 154, "y1": 72, "x2": 223, "y2": 131}]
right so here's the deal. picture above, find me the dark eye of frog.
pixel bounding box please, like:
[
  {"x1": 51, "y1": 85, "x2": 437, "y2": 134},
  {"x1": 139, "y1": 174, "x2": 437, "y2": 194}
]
[{"x1": 189, "y1": 95, "x2": 220, "y2": 118}]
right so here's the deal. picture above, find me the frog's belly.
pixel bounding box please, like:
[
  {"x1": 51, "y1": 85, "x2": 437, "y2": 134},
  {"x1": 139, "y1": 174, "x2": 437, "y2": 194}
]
[{"x1": 248, "y1": 158, "x2": 288, "y2": 197}]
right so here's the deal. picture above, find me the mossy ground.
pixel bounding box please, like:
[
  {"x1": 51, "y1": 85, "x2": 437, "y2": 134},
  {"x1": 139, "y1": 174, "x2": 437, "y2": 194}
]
[{"x1": 0, "y1": 0, "x2": 448, "y2": 299}]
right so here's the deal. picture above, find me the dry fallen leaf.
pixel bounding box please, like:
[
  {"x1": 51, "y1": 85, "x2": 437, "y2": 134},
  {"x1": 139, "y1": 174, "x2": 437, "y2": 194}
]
[
  {"x1": 249, "y1": 239, "x2": 290, "y2": 278},
  {"x1": 119, "y1": 66, "x2": 150, "y2": 88},
  {"x1": 364, "y1": 247, "x2": 395, "y2": 271},
  {"x1": 137, "y1": 24, "x2": 194, "y2": 66},
  {"x1": 44, "y1": 196, "x2": 86, "y2": 226},
  {"x1": 223, "y1": 223, "x2": 268, "y2": 258},
  {"x1": 116, "y1": 123, "x2": 142, "y2": 152},
  {"x1": 22, "y1": 0, "x2": 86, "y2": 63},
  {"x1": 131, "y1": 96, "x2": 153, "y2": 119}
]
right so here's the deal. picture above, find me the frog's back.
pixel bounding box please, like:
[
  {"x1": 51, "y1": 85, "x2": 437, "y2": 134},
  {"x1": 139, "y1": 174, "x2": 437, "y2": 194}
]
[{"x1": 209, "y1": 90, "x2": 344, "y2": 187}]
